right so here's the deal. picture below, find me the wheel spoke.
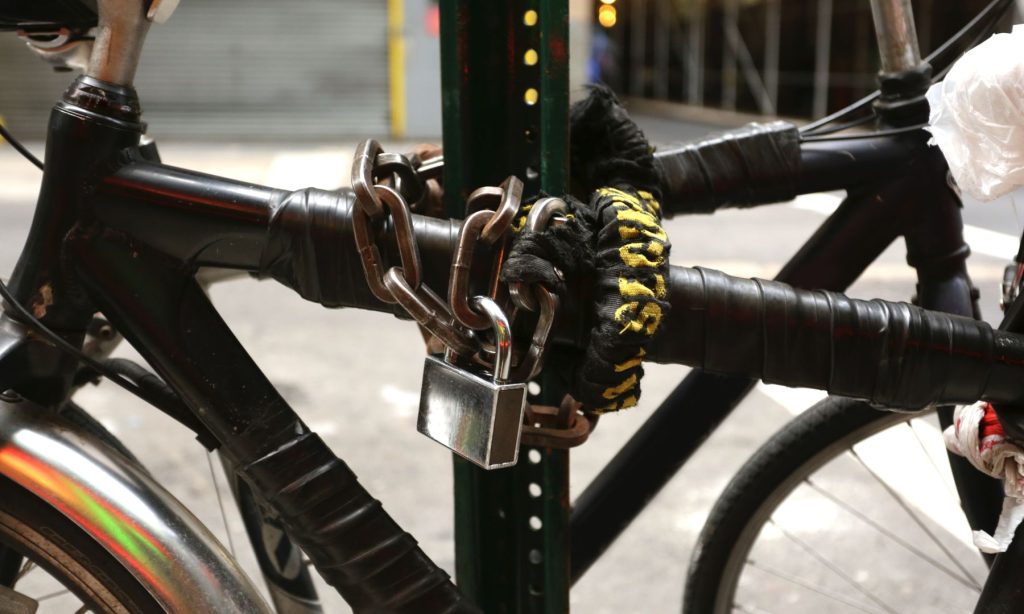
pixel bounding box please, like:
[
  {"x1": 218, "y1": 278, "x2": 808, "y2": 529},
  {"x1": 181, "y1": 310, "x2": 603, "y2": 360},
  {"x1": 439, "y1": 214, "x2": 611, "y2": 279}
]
[
  {"x1": 35, "y1": 587, "x2": 72, "y2": 602},
  {"x1": 745, "y1": 557, "x2": 888, "y2": 614},
  {"x1": 14, "y1": 560, "x2": 35, "y2": 584},
  {"x1": 848, "y1": 448, "x2": 983, "y2": 590},
  {"x1": 733, "y1": 602, "x2": 780, "y2": 614},
  {"x1": 805, "y1": 478, "x2": 980, "y2": 590},
  {"x1": 768, "y1": 519, "x2": 900, "y2": 614},
  {"x1": 207, "y1": 451, "x2": 237, "y2": 558},
  {"x1": 905, "y1": 419, "x2": 959, "y2": 502}
]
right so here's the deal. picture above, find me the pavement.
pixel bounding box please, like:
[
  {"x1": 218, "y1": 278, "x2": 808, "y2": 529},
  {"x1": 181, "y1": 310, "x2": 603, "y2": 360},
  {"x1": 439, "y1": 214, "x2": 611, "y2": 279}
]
[{"x1": 0, "y1": 114, "x2": 1018, "y2": 613}]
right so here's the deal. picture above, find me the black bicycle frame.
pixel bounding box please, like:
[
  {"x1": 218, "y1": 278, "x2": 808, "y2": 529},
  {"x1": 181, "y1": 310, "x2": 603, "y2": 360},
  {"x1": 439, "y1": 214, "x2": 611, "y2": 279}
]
[{"x1": 0, "y1": 73, "x2": 1018, "y2": 609}]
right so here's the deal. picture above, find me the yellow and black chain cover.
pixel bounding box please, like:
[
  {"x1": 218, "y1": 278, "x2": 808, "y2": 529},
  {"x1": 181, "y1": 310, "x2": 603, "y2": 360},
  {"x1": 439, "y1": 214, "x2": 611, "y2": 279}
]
[
  {"x1": 502, "y1": 186, "x2": 670, "y2": 414},
  {"x1": 580, "y1": 186, "x2": 669, "y2": 413},
  {"x1": 503, "y1": 84, "x2": 669, "y2": 413}
]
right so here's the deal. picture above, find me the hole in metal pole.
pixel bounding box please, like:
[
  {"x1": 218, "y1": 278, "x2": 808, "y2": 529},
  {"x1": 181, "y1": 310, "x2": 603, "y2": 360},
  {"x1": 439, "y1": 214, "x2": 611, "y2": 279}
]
[
  {"x1": 529, "y1": 549, "x2": 543, "y2": 564},
  {"x1": 524, "y1": 48, "x2": 539, "y2": 66},
  {"x1": 524, "y1": 88, "x2": 539, "y2": 106},
  {"x1": 528, "y1": 449, "x2": 542, "y2": 464},
  {"x1": 528, "y1": 482, "x2": 542, "y2": 498},
  {"x1": 523, "y1": 10, "x2": 538, "y2": 26},
  {"x1": 529, "y1": 516, "x2": 543, "y2": 531}
]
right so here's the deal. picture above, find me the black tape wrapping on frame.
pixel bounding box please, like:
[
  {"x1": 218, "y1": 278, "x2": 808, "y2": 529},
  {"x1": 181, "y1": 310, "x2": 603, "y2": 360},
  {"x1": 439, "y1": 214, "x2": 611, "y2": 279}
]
[
  {"x1": 258, "y1": 187, "x2": 355, "y2": 307},
  {"x1": 654, "y1": 120, "x2": 801, "y2": 216},
  {"x1": 504, "y1": 85, "x2": 671, "y2": 413},
  {"x1": 658, "y1": 266, "x2": 1024, "y2": 410}
]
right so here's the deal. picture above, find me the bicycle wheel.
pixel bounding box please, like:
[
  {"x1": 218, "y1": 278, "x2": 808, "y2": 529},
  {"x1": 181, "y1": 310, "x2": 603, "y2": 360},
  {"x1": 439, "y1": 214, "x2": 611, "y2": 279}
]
[
  {"x1": 0, "y1": 473, "x2": 163, "y2": 613},
  {"x1": 685, "y1": 396, "x2": 989, "y2": 614}
]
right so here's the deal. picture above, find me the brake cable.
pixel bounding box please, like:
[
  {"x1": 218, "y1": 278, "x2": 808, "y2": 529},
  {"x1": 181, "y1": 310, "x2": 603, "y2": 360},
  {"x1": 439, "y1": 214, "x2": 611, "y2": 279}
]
[
  {"x1": 0, "y1": 276, "x2": 216, "y2": 448},
  {"x1": 0, "y1": 123, "x2": 43, "y2": 170}
]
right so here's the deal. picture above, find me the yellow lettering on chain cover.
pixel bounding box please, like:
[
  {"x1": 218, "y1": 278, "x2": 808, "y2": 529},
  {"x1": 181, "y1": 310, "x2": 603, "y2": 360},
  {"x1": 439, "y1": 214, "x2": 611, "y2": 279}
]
[
  {"x1": 602, "y1": 373, "x2": 638, "y2": 399},
  {"x1": 613, "y1": 301, "x2": 663, "y2": 335},
  {"x1": 653, "y1": 274, "x2": 666, "y2": 297},
  {"x1": 618, "y1": 278, "x2": 655, "y2": 298},
  {"x1": 618, "y1": 276, "x2": 667, "y2": 299},
  {"x1": 597, "y1": 187, "x2": 641, "y2": 206},
  {"x1": 614, "y1": 349, "x2": 647, "y2": 372},
  {"x1": 588, "y1": 186, "x2": 669, "y2": 413},
  {"x1": 615, "y1": 207, "x2": 664, "y2": 230},
  {"x1": 618, "y1": 224, "x2": 668, "y2": 242},
  {"x1": 619, "y1": 241, "x2": 664, "y2": 269}
]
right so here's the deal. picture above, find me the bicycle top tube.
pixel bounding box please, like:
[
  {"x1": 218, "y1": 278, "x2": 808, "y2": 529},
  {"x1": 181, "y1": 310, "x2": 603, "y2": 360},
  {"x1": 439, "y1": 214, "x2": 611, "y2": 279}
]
[{"x1": 654, "y1": 120, "x2": 933, "y2": 217}]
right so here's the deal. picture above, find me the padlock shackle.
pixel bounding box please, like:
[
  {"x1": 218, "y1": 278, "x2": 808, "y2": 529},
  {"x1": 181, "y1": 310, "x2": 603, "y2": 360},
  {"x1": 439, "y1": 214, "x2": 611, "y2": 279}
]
[{"x1": 470, "y1": 296, "x2": 513, "y2": 382}]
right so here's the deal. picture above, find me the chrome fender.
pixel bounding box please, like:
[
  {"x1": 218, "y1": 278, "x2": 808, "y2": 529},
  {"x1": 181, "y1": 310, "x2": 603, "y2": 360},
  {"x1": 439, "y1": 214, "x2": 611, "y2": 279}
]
[{"x1": 0, "y1": 397, "x2": 271, "y2": 613}]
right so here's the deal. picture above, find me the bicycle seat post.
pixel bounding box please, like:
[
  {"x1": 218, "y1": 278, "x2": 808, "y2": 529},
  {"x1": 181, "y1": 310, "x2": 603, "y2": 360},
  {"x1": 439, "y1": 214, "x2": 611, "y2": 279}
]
[
  {"x1": 869, "y1": 0, "x2": 924, "y2": 75},
  {"x1": 868, "y1": 0, "x2": 931, "y2": 125}
]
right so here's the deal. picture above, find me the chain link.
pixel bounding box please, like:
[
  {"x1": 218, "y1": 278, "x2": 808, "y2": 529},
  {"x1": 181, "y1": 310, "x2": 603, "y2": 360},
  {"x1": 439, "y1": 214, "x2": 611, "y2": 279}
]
[
  {"x1": 482, "y1": 177, "x2": 523, "y2": 244},
  {"x1": 351, "y1": 184, "x2": 422, "y2": 304},
  {"x1": 512, "y1": 286, "x2": 559, "y2": 382},
  {"x1": 350, "y1": 140, "x2": 560, "y2": 381},
  {"x1": 510, "y1": 197, "x2": 568, "y2": 313},
  {"x1": 449, "y1": 210, "x2": 497, "y2": 330},
  {"x1": 382, "y1": 268, "x2": 479, "y2": 356},
  {"x1": 351, "y1": 139, "x2": 386, "y2": 218}
]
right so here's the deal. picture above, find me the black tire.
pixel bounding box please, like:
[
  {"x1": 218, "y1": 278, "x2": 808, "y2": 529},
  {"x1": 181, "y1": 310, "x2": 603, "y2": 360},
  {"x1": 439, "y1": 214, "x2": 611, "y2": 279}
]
[{"x1": 685, "y1": 397, "x2": 987, "y2": 614}]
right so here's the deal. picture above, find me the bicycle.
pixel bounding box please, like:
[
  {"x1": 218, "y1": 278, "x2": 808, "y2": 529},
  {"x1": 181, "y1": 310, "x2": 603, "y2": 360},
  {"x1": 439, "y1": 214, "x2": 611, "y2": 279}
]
[{"x1": 0, "y1": 0, "x2": 1022, "y2": 613}]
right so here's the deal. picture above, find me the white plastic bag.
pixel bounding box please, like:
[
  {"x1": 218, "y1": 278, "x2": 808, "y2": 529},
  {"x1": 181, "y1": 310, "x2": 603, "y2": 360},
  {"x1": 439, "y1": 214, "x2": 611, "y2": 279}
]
[{"x1": 927, "y1": 25, "x2": 1024, "y2": 202}]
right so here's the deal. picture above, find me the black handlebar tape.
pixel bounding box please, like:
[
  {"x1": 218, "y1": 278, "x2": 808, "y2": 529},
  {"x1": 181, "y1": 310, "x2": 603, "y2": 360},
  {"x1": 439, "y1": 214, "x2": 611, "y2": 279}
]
[
  {"x1": 653, "y1": 121, "x2": 800, "y2": 216},
  {"x1": 651, "y1": 267, "x2": 1024, "y2": 409},
  {"x1": 241, "y1": 432, "x2": 479, "y2": 613}
]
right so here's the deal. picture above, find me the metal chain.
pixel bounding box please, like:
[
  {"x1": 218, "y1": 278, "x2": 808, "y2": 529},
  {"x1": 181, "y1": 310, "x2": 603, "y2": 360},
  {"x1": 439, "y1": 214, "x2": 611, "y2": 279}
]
[
  {"x1": 509, "y1": 197, "x2": 567, "y2": 380},
  {"x1": 350, "y1": 141, "x2": 566, "y2": 383},
  {"x1": 351, "y1": 141, "x2": 528, "y2": 368}
]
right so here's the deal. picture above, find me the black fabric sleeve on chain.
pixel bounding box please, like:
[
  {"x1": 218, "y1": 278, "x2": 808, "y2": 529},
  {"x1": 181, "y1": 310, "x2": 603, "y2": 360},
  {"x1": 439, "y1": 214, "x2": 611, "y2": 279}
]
[
  {"x1": 501, "y1": 194, "x2": 598, "y2": 297},
  {"x1": 648, "y1": 266, "x2": 1024, "y2": 409},
  {"x1": 503, "y1": 86, "x2": 671, "y2": 413},
  {"x1": 569, "y1": 84, "x2": 661, "y2": 198},
  {"x1": 503, "y1": 188, "x2": 671, "y2": 413},
  {"x1": 652, "y1": 121, "x2": 801, "y2": 216}
]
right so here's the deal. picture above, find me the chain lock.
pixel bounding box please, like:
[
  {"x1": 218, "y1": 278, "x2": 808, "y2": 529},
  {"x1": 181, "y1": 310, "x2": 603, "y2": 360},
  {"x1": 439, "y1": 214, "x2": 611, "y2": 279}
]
[{"x1": 349, "y1": 140, "x2": 571, "y2": 467}]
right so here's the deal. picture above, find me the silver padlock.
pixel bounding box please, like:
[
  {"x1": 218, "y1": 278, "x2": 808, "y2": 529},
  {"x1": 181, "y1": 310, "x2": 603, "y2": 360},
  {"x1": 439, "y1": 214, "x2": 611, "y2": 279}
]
[{"x1": 418, "y1": 296, "x2": 527, "y2": 469}]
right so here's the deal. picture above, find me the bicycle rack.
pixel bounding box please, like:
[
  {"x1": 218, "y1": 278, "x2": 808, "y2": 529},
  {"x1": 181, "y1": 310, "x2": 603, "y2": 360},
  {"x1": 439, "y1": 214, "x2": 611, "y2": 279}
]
[{"x1": 440, "y1": 1, "x2": 571, "y2": 611}]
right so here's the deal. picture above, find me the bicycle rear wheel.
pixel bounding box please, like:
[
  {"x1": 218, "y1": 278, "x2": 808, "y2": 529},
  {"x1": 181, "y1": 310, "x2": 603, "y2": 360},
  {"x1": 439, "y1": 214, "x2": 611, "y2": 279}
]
[{"x1": 685, "y1": 396, "x2": 989, "y2": 614}]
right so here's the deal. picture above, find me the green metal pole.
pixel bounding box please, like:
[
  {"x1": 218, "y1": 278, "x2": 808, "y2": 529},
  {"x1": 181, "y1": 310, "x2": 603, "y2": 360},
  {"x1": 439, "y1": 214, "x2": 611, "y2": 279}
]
[{"x1": 440, "y1": 1, "x2": 570, "y2": 611}]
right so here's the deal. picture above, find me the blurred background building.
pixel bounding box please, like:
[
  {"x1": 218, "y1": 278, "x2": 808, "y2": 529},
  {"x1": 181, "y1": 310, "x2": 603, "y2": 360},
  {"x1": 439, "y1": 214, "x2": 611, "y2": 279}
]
[
  {"x1": 0, "y1": 0, "x2": 1014, "y2": 141},
  {"x1": 608, "y1": 0, "x2": 1006, "y2": 120}
]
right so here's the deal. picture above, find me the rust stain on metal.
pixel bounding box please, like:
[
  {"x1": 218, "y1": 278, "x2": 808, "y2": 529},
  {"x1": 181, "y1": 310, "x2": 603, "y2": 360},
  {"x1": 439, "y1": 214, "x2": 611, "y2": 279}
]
[
  {"x1": 31, "y1": 283, "x2": 54, "y2": 319},
  {"x1": 520, "y1": 395, "x2": 598, "y2": 449}
]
